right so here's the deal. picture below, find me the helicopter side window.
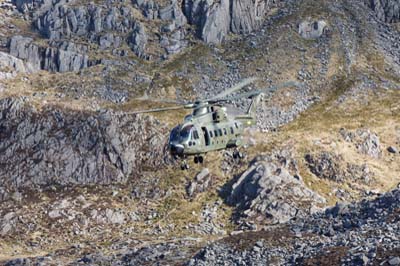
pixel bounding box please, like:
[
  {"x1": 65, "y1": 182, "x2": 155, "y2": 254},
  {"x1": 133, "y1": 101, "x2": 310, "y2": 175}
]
[
  {"x1": 230, "y1": 127, "x2": 234, "y2": 134},
  {"x1": 193, "y1": 130, "x2": 199, "y2": 140},
  {"x1": 223, "y1": 128, "x2": 227, "y2": 135},
  {"x1": 209, "y1": 131, "x2": 213, "y2": 138},
  {"x1": 214, "y1": 130, "x2": 218, "y2": 137},
  {"x1": 235, "y1": 123, "x2": 238, "y2": 129},
  {"x1": 180, "y1": 125, "x2": 193, "y2": 140},
  {"x1": 218, "y1": 129, "x2": 223, "y2": 136}
]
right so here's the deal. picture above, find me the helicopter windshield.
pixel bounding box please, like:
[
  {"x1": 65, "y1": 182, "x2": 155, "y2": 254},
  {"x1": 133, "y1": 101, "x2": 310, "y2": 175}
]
[
  {"x1": 170, "y1": 126, "x2": 180, "y2": 142},
  {"x1": 180, "y1": 125, "x2": 193, "y2": 140}
]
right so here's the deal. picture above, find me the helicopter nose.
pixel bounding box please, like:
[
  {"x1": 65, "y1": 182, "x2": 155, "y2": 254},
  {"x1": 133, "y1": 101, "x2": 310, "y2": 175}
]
[{"x1": 169, "y1": 143, "x2": 184, "y2": 156}]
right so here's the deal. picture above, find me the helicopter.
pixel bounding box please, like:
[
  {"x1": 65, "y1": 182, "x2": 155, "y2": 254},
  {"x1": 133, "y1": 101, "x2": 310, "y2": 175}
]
[{"x1": 132, "y1": 78, "x2": 300, "y2": 170}]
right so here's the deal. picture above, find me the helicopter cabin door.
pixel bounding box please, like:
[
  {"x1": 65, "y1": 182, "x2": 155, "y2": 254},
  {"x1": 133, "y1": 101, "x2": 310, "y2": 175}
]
[{"x1": 201, "y1": 127, "x2": 210, "y2": 146}]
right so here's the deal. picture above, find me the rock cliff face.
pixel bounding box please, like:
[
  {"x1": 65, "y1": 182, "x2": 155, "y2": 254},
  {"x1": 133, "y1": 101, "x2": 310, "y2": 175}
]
[
  {"x1": 9, "y1": 36, "x2": 90, "y2": 72},
  {"x1": 184, "y1": 0, "x2": 272, "y2": 44},
  {"x1": 199, "y1": 0, "x2": 231, "y2": 44},
  {"x1": 0, "y1": 51, "x2": 33, "y2": 79},
  {"x1": 230, "y1": 0, "x2": 267, "y2": 34},
  {"x1": 0, "y1": 97, "x2": 167, "y2": 197},
  {"x1": 366, "y1": 0, "x2": 400, "y2": 23},
  {"x1": 1, "y1": 0, "x2": 284, "y2": 73}
]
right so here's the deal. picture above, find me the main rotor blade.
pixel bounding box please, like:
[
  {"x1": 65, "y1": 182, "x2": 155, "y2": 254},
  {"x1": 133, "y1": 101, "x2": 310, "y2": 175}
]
[
  {"x1": 135, "y1": 92, "x2": 184, "y2": 105},
  {"x1": 127, "y1": 106, "x2": 186, "y2": 114},
  {"x1": 263, "y1": 81, "x2": 302, "y2": 94},
  {"x1": 216, "y1": 91, "x2": 261, "y2": 102},
  {"x1": 206, "y1": 77, "x2": 259, "y2": 101},
  {"x1": 214, "y1": 81, "x2": 302, "y2": 102}
]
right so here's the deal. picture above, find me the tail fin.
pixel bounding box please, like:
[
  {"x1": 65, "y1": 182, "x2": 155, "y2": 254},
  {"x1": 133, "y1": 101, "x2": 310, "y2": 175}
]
[{"x1": 246, "y1": 93, "x2": 263, "y2": 117}]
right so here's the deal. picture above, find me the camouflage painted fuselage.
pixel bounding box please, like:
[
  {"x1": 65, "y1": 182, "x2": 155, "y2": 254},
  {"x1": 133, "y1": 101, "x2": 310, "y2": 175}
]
[{"x1": 168, "y1": 105, "x2": 256, "y2": 157}]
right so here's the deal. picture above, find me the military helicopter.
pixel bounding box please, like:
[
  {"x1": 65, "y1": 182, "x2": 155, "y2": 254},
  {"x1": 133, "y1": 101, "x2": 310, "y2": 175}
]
[{"x1": 132, "y1": 78, "x2": 299, "y2": 170}]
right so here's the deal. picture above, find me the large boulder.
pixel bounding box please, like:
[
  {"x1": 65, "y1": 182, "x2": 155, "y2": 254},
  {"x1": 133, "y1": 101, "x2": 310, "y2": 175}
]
[
  {"x1": 0, "y1": 97, "x2": 167, "y2": 196},
  {"x1": 227, "y1": 151, "x2": 326, "y2": 224}
]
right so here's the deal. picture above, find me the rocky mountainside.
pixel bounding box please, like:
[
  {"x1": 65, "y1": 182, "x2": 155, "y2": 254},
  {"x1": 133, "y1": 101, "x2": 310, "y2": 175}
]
[
  {"x1": 0, "y1": 0, "x2": 400, "y2": 265},
  {"x1": 189, "y1": 187, "x2": 400, "y2": 265},
  {"x1": 1, "y1": 0, "x2": 284, "y2": 72},
  {"x1": 0, "y1": 97, "x2": 167, "y2": 201}
]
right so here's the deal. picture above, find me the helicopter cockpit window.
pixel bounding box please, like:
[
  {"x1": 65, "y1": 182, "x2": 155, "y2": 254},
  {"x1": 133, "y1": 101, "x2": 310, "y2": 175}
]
[
  {"x1": 170, "y1": 126, "x2": 180, "y2": 142},
  {"x1": 180, "y1": 125, "x2": 193, "y2": 140}
]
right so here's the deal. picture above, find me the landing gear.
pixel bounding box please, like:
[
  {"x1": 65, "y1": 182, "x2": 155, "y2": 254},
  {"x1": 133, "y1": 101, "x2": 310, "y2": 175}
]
[
  {"x1": 194, "y1": 155, "x2": 204, "y2": 164},
  {"x1": 233, "y1": 150, "x2": 244, "y2": 159},
  {"x1": 179, "y1": 155, "x2": 205, "y2": 170},
  {"x1": 180, "y1": 160, "x2": 189, "y2": 170}
]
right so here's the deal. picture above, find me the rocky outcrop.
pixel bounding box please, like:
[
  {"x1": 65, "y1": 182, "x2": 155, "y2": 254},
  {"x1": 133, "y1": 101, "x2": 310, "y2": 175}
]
[
  {"x1": 0, "y1": 51, "x2": 34, "y2": 79},
  {"x1": 8, "y1": 36, "x2": 41, "y2": 71},
  {"x1": 340, "y1": 128, "x2": 382, "y2": 158},
  {"x1": 184, "y1": 0, "x2": 272, "y2": 44},
  {"x1": 298, "y1": 20, "x2": 328, "y2": 39},
  {"x1": 201, "y1": 0, "x2": 230, "y2": 44},
  {"x1": 9, "y1": 36, "x2": 90, "y2": 72},
  {"x1": 0, "y1": 51, "x2": 28, "y2": 73},
  {"x1": 35, "y1": 4, "x2": 134, "y2": 40},
  {"x1": 305, "y1": 152, "x2": 344, "y2": 182},
  {"x1": 227, "y1": 151, "x2": 326, "y2": 224},
  {"x1": 12, "y1": 0, "x2": 64, "y2": 14},
  {"x1": 128, "y1": 22, "x2": 148, "y2": 59},
  {"x1": 159, "y1": 0, "x2": 187, "y2": 28},
  {"x1": 184, "y1": 0, "x2": 230, "y2": 44},
  {"x1": 186, "y1": 168, "x2": 211, "y2": 197},
  {"x1": 33, "y1": 3, "x2": 149, "y2": 58},
  {"x1": 305, "y1": 151, "x2": 375, "y2": 185},
  {"x1": 366, "y1": 0, "x2": 400, "y2": 23},
  {"x1": 133, "y1": 0, "x2": 159, "y2": 19},
  {"x1": 230, "y1": 0, "x2": 266, "y2": 34},
  {"x1": 0, "y1": 97, "x2": 167, "y2": 197},
  {"x1": 188, "y1": 188, "x2": 400, "y2": 265}
]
